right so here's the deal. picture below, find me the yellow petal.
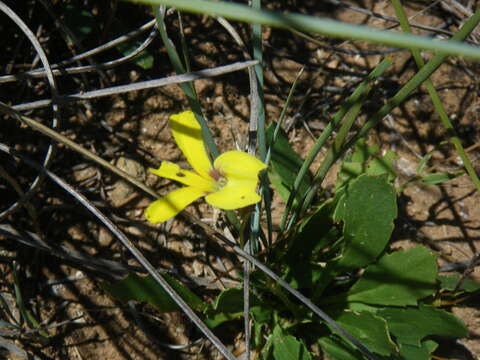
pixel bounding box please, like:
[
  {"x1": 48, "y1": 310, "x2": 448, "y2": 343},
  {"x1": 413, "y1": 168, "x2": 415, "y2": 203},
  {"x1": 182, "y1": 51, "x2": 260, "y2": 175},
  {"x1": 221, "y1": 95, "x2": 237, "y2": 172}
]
[
  {"x1": 170, "y1": 110, "x2": 212, "y2": 178},
  {"x1": 149, "y1": 162, "x2": 214, "y2": 192},
  {"x1": 145, "y1": 186, "x2": 205, "y2": 223},
  {"x1": 205, "y1": 183, "x2": 261, "y2": 210},
  {"x1": 213, "y1": 150, "x2": 266, "y2": 181},
  {"x1": 206, "y1": 151, "x2": 265, "y2": 209}
]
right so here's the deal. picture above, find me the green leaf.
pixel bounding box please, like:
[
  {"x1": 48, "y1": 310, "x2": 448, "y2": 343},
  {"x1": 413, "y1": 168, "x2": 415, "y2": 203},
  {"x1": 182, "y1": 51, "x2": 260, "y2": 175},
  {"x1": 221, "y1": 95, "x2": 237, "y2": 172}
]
[
  {"x1": 366, "y1": 150, "x2": 398, "y2": 181},
  {"x1": 419, "y1": 171, "x2": 463, "y2": 185},
  {"x1": 272, "y1": 326, "x2": 312, "y2": 360},
  {"x1": 204, "y1": 288, "x2": 268, "y2": 328},
  {"x1": 101, "y1": 273, "x2": 204, "y2": 312},
  {"x1": 285, "y1": 203, "x2": 338, "y2": 289},
  {"x1": 399, "y1": 340, "x2": 438, "y2": 360},
  {"x1": 438, "y1": 274, "x2": 480, "y2": 293},
  {"x1": 346, "y1": 246, "x2": 437, "y2": 306},
  {"x1": 336, "y1": 140, "x2": 397, "y2": 190},
  {"x1": 212, "y1": 288, "x2": 244, "y2": 312},
  {"x1": 110, "y1": 19, "x2": 154, "y2": 70},
  {"x1": 318, "y1": 336, "x2": 363, "y2": 360},
  {"x1": 334, "y1": 175, "x2": 397, "y2": 271},
  {"x1": 336, "y1": 140, "x2": 377, "y2": 189},
  {"x1": 204, "y1": 310, "x2": 244, "y2": 328},
  {"x1": 377, "y1": 305, "x2": 468, "y2": 346},
  {"x1": 63, "y1": 4, "x2": 95, "y2": 42},
  {"x1": 116, "y1": 40, "x2": 154, "y2": 70},
  {"x1": 351, "y1": 141, "x2": 379, "y2": 163},
  {"x1": 266, "y1": 123, "x2": 312, "y2": 204},
  {"x1": 416, "y1": 151, "x2": 435, "y2": 175},
  {"x1": 415, "y1": 141, "x2": 449, "y2": 175},
  {"x1": 332, "y1": 311, "x2": 396, "y2": 356},
  {"x1": 204, "y1": 288, "x2": 244, "y2": 328}
]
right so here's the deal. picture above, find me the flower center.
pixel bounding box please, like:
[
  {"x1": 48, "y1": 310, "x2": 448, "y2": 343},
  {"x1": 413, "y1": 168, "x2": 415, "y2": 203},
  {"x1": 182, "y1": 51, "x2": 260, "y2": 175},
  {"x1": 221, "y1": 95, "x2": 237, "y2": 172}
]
[
  {"x1": 216, "y1": 176, "x2": 228, "y2": 188},
  {"x1": 209, "y1": 168, "x2": 228, "y2": 191}
]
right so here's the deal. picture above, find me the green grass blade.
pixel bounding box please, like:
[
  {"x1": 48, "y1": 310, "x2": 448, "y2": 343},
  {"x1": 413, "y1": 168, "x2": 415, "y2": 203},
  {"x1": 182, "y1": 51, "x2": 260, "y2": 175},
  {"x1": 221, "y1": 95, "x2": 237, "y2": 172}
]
[
  {"x1": 12, "y1": 262, "x2": 49, "y2": 339},
  {"x1": 391, "y1": 0, "x2": 480, "y2": 193},
  {"x1": 249, "y1": 0, "x2": 268, "y2": 249},
  {"x1": 265, "y1": 67, "x2": 305, "y2": 166},
  {"x1": 281, "y1": 59, "x2": 391, "y2": 230},
  {"x1": 264, "y1": 67, "x2": 304, "y2": 243},
  {"x1": 251, "y1": 0, "x2": 266, "y2": 161},
  {"x1": 153, "y1": 5, "x2": 219, "y2": 158},
  {"x1": 134, "y1": 0, "x2": 480, "y2": 60},
  {"x1": 296, "y1": 10, "x2": 480, "y2": 217}
]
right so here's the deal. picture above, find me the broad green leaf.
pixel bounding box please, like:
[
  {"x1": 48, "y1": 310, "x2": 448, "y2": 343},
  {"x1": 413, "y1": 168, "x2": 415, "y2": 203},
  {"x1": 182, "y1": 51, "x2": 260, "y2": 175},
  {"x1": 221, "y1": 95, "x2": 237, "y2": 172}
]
[
  {"x1": 346, "y1": 246, "x2": 437, "y2": 306},
  {"x1": 285, "y1": 203, "x2": 338, "y2": 289},
  {"x1": 318, "y1": 336, "x2": 363, "y2": 360},
  {"x1": 252, "y1": 306, "x2": 273, "y2": 347},
  {"x1": 336, "y1": 140, "x2": 397, "y2": 190},
  {"x1": 399, "y1": 340, "x2": 438, "y2": 360},
  {"x1": 204, "y1": 288, "x2": 244, "y2": 328},
  {"x1": 101, "y1": 273, "x2": 204, "y2": 312},
  {"x1": 261, "y1": 333, "x2": 275, "y2": 360},
  {"x1": 336, "y1": 140, "x2": 378, "y2": 190},
  {"x1": 351, "y1": 141, "x2": 379, "y2": 163},
  {"x1": 334, "y1": 174, "x2": 397, "y2": 271},
  {"x1": 204, "y1": 288, "x2": 267, "y2": 328},
  {"x1": 377, "y1": 305, "x2": 468, "y2": 346},
  {"x1": 332, "y1": 187, "x2": 347, "y2": 223},
  {"x1": 212, "y1": 288, "x2": 245, "y2": 312},
  {"x1": 337, "y1": 162, "x2": 364, "y2": 187},
  {"x1": 273, "y1": 326, "x2": 312, "y2": 360},
  {"x1": 204, "y1": 310, "x2": 243, "y2": 328},
  {"x1": 438, "y1": 274, "x2": 480, "y2": 293},
  {"x1": 210, "y1": 287, "x2": 260, "y2": 311},
  {"x1": 346, "y1": 302, "x2": 379, "y2": 314},
  {"x1": 266, "y1": 123, "x2": 312, "y2": 204},
  {"x1": 332, "y1": 311, "x2": 396, "y2": 356},
  {"x1": 419, "y1": 171, "x2": 463, "y2": 185},
  {"x1": 366, "y1": 150, "x2": 398, "y2": 181}
]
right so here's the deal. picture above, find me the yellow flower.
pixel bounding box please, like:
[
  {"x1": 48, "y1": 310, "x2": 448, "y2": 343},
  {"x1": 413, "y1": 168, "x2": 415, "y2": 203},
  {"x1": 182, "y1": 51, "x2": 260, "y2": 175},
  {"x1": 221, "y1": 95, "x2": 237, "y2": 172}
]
[{"x1": 145, "y1": 110, "x2": 267, "y2": 223}]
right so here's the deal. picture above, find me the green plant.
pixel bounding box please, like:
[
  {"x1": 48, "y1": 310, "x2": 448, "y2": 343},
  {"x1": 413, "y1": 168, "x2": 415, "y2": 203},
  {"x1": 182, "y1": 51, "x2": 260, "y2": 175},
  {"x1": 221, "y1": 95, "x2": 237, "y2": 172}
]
[
  {"x1": 2, "y1": 1, "x2": 479, "y2": 359},
  {"x1": 98, "y1": 2, "x2": 480, "y2": 359}
]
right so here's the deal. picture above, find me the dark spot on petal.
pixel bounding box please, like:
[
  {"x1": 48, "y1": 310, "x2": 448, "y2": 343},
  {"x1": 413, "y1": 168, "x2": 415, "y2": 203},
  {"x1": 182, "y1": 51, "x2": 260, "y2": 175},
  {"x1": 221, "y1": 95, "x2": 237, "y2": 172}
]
[
  {"x1": 176, "y1": 172, "x2": 186, "y2": 177},
  {"x1": 241, "y1": 196, "x2": 245, "y2": 199}
]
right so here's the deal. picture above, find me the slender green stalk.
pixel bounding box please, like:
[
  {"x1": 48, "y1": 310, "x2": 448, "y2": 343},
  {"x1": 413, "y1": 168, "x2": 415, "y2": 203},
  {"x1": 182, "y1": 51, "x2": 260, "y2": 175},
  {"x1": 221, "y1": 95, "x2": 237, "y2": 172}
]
[
  {"x1": 265, "y1": 67, "x2": 304, "y2": 240},
  {"x1": 247, "y1": 3, "x2": 264, "y2": 356},
  {"x1": 248, "y1": 4, "x2": 262, "y2": 360},
  {"x1": 153, "y1": 5, "x2": 220, "y2": 158},
  {"x1": 12, "y1": 262, "x2": 49, "y2": 339},
  {"x1": 252, "y1": 0, "x2": 266, "y2": 161},
  {"x1": 391, "y1": 0, "x2": 480, "y2": 192},
  {"x1": 281, "y1": 59, "x2": 392, "y2": 230},
  {"x1": 177, "y1": 11, "x2": 192, "y2": 73},
  {"x1": 249, "y1": 0, "x2": 267, "y2": 250},
  {"x1": 296, "y1": 10, "x2": 480, "y2": 218},
  {"x1": 295, "y1": 94, "x2": 365, "y2": 219},
  {"x1": 133, "y1": 0, "x2": 480, "y2": 60},
  {"x1": 265, "y1": 67, "x2": 305, "y2": 165}
]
